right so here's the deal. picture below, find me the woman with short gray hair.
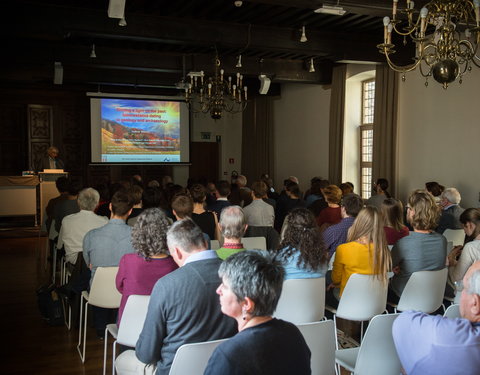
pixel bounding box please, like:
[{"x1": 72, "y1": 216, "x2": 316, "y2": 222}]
[
  {"x1": 115, "y1": 208, "x2": 178, "y2": 325},
  {"x1": 203, "y1": 251, "x2": 311, "y2": 375}
]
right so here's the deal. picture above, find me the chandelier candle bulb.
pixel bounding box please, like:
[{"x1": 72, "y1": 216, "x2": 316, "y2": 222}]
[
  {"x1": 387, "y1": 23, "x2": 393, "y2": 44},
  {"x1": 393, "y1": 0, "x2": 398, "y2": 19},
  {"x1": 200, "y1": 71, "x2": 204, "y2": 85},
  {"x1": 475, "y1": 0, "x2": 480, "y2": 25},
  {"x1": 236, "y1": 72, "x2": 240, "y2": 87},
  {"x1": 420, "y1": 7, "x2": 428, "y2": 37},
  {"x1": 244, "y1": 86, "x2": 248, "y2": 101},
  {"x1": 384, "y1": 16, "x2": 391, "y2": 43},
  {"x1": 208, "y1": 83, "x2": 212, "y2": 97},
  {"x1": 220, "y1": 69, "x2": 224, "y2": 81}
]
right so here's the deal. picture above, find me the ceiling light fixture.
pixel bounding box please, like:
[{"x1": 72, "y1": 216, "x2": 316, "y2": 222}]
[
  {"x1": 309, "y1": 58, "x2": 315, "y2": 73},
  {"x1": 378, "y1": 0, "x2": 480, "y2": 89},
  {"x1": 314, "y1": 1, "x2": 346, "y2": 16},
  {"x1": 118, "y1": 17, "x2": 127, "y2": 26},
  {"x1": 90, "y1": 44, "x2": 97, "y2": 58},
  {"x1": 236, "y1": 55, "x2": 242, "y2": 68},
  {"x1": 300, "y1": 26, "x2": 308, "y2": 42},
  {"x1": 184, "y1": 55, "x2": 248, "y2": 120}
]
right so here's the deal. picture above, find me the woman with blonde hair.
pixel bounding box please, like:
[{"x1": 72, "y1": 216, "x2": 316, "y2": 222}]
[
  {"x1": 381, "y1": 198, "x2": 409, "y2": 245},
  {"x1": 389, "y1": 189, "x2": 447, "y2": 300},
  {"x1": 329, "y1": 206, "x2": 391, "y2": 303}
]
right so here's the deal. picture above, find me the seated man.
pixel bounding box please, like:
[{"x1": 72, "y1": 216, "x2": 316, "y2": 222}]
[
  {"x1": 53, "y1": 178, "x2": 81, "y2": 234},
  {"x1": 393, "y1": 261, "x2": 480, "y2": 375},
  {"x1": 57, "y1": 187, "x2": 108, "y2": 265},
  {"x1": 436, "y1": 187, "x2": 465, "y2": 234},
  {"x1": 83, "y1": 190, "x2": 135, "y2": 336},
  {"x1": 45, "y1": 176, "x2": 69, "y2": 233},
  {"x1": 243, "y1": 181, "x2": 275, "y2": 227},
  {"x1": 323, "y1": 193, "x2": 363, "y2": 259},
  {"x1": 207, "y1": 180, "x2": 232, "y2": 219},
  {"x1": 115, "y1": 219, "x2": 237, "y2": 375},
  {"x1": 216, "y1": 206, "x2": 247, "y2": 260}
]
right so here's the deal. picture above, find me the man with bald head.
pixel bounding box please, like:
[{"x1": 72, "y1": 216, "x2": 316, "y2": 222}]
[{"x1": 393, "y1": 261, "x2": 480, "y2": 374}]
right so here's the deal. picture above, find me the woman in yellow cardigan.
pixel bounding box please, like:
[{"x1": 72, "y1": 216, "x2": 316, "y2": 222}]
[{"x1": 329, "y1": 206, "x2": 391, "y2": 303}]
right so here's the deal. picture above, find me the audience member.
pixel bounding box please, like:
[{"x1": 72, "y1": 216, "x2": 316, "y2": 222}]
[
  {"x1": 425, "y1": 181, "x2": 444, "y2": 204},
  {"x1": 205, "y1": 181, "x2": 217, "y2": 206},
  {"x1": 366, "y1": 178, "x2": 391, "y2": 209},
  {"x1": 229, "y1": 174, "x2": 252, "y2": 207},
  {"x1": 393, "y1": 261, "x2": 480, "y2": 375},
  {"x1": 277, "y1": 208, "x2": 328, "y2": 279},
  {"x1": 243, "y1": 181, "x2": 275, "y2": 227},
  {"x1": 146, "y1": 179, "x2": 160, "y2": 188},
  {"x1": 204, "y1": 251, "x2": 311, "y2": 375},
  {"x1": 436, "y1": 187, "x2": 465, "y2": 234},
  {"x1": 339, "y1": 182, "x2": 354, "y2": 196},
  {"x1": 190, "y1": 184, "x2": 220, "y2": 240},
  {"x1": 216, "y1": 206, "x2": 247, "y2": 260},
  {"x1": 323, "y1": 193, "x2": 364, "y2": 258},
  {"x1": 305, "y1": 179, "x2": 324, "y2": 207},
  {"x1": 96, "y1": 182, "x2": 124, "y2": 218},
  {"x1": 57, "y1": 188, "x2": 108, "y2": 265},
  {"x1": 381, "y1": 198, "x2": 409, "y2": 245},
  {"x1": 115, "y1": 219, "x2": 236, "y2": 375},
  {"x1": 316, "y1": 184, "x2": 342, "y2": 229},
  {"x1": 126, "y1": 185, "x2": 144, "y2": 226},
  {"x1": 141, "y1": 186, "x2": 166, "y2": 210},
  {"x1": 45, "y1": 176, "x2": 69, "y2": 233},
  {"x1": 53, "y1": 178, "x2": 81, "y2": 233},
  {"x1": 260, "y1": 173, "x2": 279, "y2": 201},
  {"x1": 275, "y1": 181, "x2": 305, "y2": 232},
  {"x1": 328, "y1": 206, "x2": 391, "y2": 305},
  {"x1": 390, "y1": 190, "x2": 447, "y2": 300},
  {"x1": 116, "y1": 208, "x2": 177, "y2": 325},
  {"x1": 448, "y1": 208, "x2": 480, "y2": 284},
  {"x1": 308, "y1": 179, "x2": 330, "y2": 217},
  {"x1": 207, "y1": 180, "x2": 232, "y2": 219}
]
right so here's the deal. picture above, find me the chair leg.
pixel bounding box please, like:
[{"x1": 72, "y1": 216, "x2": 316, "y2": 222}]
[
  {"x1": 76, "y1": 295, "x2": 85, "y2": 361},
  {"x1": 52, "y1": 245, "x2": 57, "y2": 284},
  {"x1": 77, "y1": 298, "x2": 88, "y2": 363},
  {"x1": 333, "y1": 314, "x2": 341, "y2": 375},
  {"x1": 103, "y1": 326, "x2": 109, "y2": 375},
  {"x1": 360, "y1": 321, "x2": 364, "y2": 343},
  {"x1": 112, "y1": 340, "x2": 117, "y2": 375}
]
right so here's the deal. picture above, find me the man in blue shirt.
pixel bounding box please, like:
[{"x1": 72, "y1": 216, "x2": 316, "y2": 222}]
[
  {"x1": 323, "y1": 193, "x2": 363, "y2": 259},
  {"x1": 393, "y1": 261, "x2": 480, "y2": 375}
]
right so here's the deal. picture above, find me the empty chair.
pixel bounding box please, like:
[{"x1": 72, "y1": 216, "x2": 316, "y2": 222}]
[
  {"x1": 443, "y1": 229, "x2": 465, "y2": 247},
  {"x1": 103, "y1": 295, "x2": 150, "y2": 375},
  {"x1": 335, "y1": 313, "x2": 402, "y2": 375},
  {"x1": 274, "y1": 277, "x2": 325, "y2": 324},
  {"x1": 443, "y1": 303, "x2": 461, "y2": 319},
  {"x1": 391, "y1": 268, "x2": 448, "y2": 313},
  {"x1": 77, "y1": 266, "x2": 121, "y2": 363},
  {"x1": 296, "y1": 320, "x2": 336, "y2": 375},
  {"x1": 168, "y1": 338, "x2": 228, "y2": 375},
  {"x1": 210, "y1": 240, "x2": 220, "y2": 250},
  {"x1": 241, "y1": 236, "x2": 266, "y2": 250},
  {"x1": 326, "y1": 274, "x2": 388, "y2": 342}
]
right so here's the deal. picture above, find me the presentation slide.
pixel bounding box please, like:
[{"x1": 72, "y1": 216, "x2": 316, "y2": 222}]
[{"x1": 90, "y1": 97, "x2": 190, "y2": 164}]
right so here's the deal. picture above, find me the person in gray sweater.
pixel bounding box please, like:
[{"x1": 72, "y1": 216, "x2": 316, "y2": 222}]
[{"x1": 115, "y1": 219, "x2": 237, "y2": 375}]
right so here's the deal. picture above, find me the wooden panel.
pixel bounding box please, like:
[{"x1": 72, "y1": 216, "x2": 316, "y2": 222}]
[{"x1": 189, "y1": 142, "x2": 219, "y2": 183}]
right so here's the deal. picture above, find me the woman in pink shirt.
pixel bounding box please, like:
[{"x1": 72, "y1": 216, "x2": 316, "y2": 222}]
[{"x1": 116, "y1": 208, "x2": 178, "y2": 325}]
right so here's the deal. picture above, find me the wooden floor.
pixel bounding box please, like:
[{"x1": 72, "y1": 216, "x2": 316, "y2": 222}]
[{"x1": 1, "y1": 234, "x2": 110, "y2": 375}]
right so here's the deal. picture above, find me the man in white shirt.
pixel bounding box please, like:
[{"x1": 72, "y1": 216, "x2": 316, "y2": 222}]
[
  {"x1": 243, "y1": 181, "x2": 275, "y2": 227},
  {"x1": 57, "y1": 187, "x2": 108, "y2": 265}
]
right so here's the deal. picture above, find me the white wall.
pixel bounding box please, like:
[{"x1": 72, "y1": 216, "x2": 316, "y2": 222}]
[
  {"x1": 272, "y1": 83, "x2": 331, "y2": 193},
  {"x1": 396, "y1": 68, "x2": 480, "y2": 208},
  {"x1": 172, "y1": 111, "x2": 242, "y2": 186}
]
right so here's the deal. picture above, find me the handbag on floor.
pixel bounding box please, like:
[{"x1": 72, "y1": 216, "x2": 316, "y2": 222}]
[{"x1": 36, "y1": 283, "x2": 64, "y2": 326}]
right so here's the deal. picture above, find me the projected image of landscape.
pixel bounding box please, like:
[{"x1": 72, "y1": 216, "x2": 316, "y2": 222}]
[{"x1": 100, "y1": 98, "x2": 181, "y2": 162}]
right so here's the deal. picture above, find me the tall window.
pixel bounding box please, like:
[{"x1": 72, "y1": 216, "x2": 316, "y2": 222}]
[{"x1": 360, "y1": 79, "x2": 375, "y2": 199}]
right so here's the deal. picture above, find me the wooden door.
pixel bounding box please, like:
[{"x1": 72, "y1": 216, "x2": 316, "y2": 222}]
[{"x1": 189, "y1": 142, "x2": 219, "y2": 183}]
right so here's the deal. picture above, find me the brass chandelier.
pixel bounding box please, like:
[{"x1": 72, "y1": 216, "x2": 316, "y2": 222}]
[
  {"x1": 378, "y1": 0, "x2": 480, "y2": 89},
  {"x1": 184, "y1": 56, "x2": 248, "y2": 120}
]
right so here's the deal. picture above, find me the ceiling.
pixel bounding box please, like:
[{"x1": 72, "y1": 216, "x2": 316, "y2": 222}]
[{"x1": 2, "y1": 0, "x2": 421, "y2": 94}]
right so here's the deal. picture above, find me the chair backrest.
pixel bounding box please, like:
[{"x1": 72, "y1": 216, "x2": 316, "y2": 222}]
[
  {"x1": 354, "y1": 313, "x2": 402, "y2": 375},
  {"x1": 443, "y1": 229, "x2": 465, "y2": 246},
  {"x1": 396, "y1": 268, "x2": 448, "y2": 313},
  {"x1": 336, "y1": 274, "x2": 388, "y2": 321},
  {"x1": 210, "y1": 240, "x2": 220, "y2": 250},
  {"x1": 117, "y1": 295, "x2": 150, "y2": 347},
  {"x1": 242, "y1": 236, "x2": 266, "y2": 250},
  {"x1": 274, "y1": 278, "x2": 325, "y2": 324},
  {"x1": 88, "y1": 266, "x2": 122, "y2": 308},
  {"x1": 443, "y1": 303, "x2": 461, "y2": 319},
  {"x1": 296, "y1": 320, "x2": 336, "y2": 375},
  {"x1": 168, "y1": 338, "x2": 228, "y2": 375}
]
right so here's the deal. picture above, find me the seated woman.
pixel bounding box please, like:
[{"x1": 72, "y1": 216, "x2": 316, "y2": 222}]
[
  {"x1": 204, "y1": 251, "x2": 311, "y2": 375},
  {"x1": 366, "y1": 178, "x2": 391, "y2": 209},
  {"x1": 277, "y1": 208, "x2": 328, "y2": 279},
  {"x1": 390, "y1": 190, "x2": 447, "y2": 300},
  {"x1": 216, "y1": 206, "x2": 247, "y2": 260},
  {"x1": 448, "y1": 208, "x2": 480, "y2": 284},
  {"x1": 115, "y1": 208, "x2": 178, "y2": 325},
  {"x1": 381, "y1": 198, "x2": 409, "y2": 245},
  {"x1": 329, "y1": 206, "x2": 391, "y2": 302},
  {"x1": 190, "y1": 183, "x2": 220, "y2": 241},
  {"x1": 316, "y1": 184, "x2": 342, "y2": 229},
  {"x1": 425, "y1": 181, "x2": 444, "y2": 204}
]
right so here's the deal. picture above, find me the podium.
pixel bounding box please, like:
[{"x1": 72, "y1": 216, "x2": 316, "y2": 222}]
[
  {"x1": 38, "y1": 171, "x2": 68, "y2": 228},
  {"x1": 0, "y1": 176, "x2": 39, "y2": 225}
]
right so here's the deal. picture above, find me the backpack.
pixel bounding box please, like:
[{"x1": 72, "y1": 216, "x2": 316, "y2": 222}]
[{"x1": 36, "y1": 284, "x2": 64, "y2": 326}]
